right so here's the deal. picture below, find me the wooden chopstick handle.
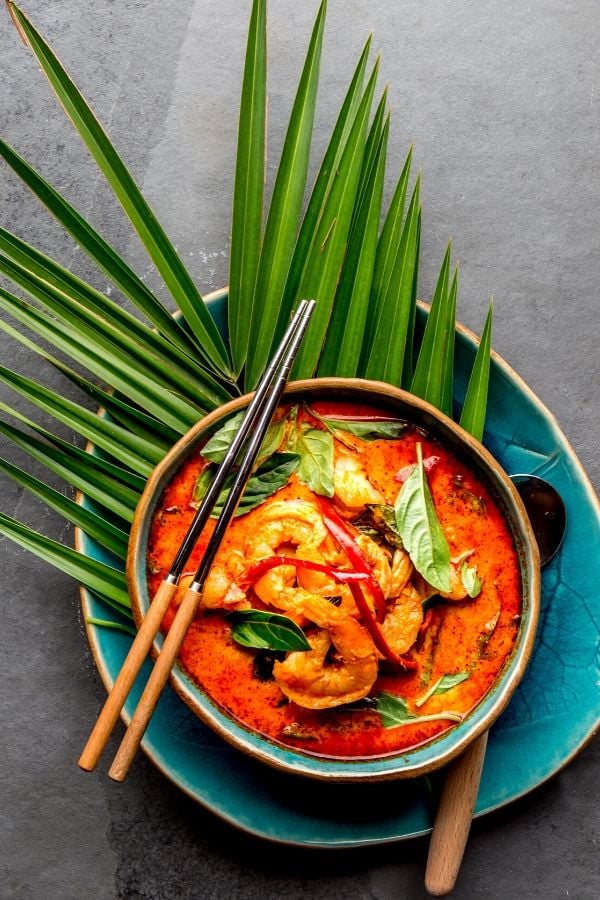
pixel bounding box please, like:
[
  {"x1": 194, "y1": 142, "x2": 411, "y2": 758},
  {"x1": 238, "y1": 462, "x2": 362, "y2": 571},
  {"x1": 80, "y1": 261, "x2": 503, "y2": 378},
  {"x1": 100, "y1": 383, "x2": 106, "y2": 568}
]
[
  {"x1": 78, "y1": 579, "x2": 177, "y2": 772},
  {"x1": 107, "y1": 585, "x2": 202, "y2": 781},
  {"x1": 424, "y1": 731, "x2": 488, "y2": 896}
]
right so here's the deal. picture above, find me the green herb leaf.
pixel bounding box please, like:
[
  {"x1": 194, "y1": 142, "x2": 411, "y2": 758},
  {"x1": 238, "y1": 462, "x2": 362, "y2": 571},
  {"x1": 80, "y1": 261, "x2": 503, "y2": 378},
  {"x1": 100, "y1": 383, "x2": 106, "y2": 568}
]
[
  {"x1": 376, "y1": 691, "x2": 464, "y2": 727},
  {"x1": 460, "y1": 562, "x2": 482, "y2": 598},
  {"x1": 395, "y1": 443, "x2": 451, "y2": 592},
  {"x1": 193, "y1": 453, "x2": 300, "y2": 517},
  {"x1": 324, "y1": 417, "x2": 406, "y2": 441},
  {"x1": 376, "y1": 691, "x2": 416, "y2": 726},
  {"x1": 201, "y1": 412, "x2": 286, "y2": 464},
  {"x1": 288, "y1": 423, "x2": 334, "y2": 496},
  {"x1": 415, "y1": 672, "x2": 470, "y2": 708},
  {"x1": 229, "y1": 609, "x2": 311, "y2": 651}
]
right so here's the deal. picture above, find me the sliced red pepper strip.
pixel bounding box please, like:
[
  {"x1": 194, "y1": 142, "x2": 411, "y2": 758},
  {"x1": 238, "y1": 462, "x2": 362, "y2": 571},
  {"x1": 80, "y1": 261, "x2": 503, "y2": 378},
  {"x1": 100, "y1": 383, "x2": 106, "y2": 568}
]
[
  {"x1": 316, "y1": 496, "x2": 387, "y2": 621},
  {"x1": 347, "y1": 581, "x2": 418, "y2": 670},
  {"x1": 242, "y1": 555, "x2": 369, "y2": 589}
]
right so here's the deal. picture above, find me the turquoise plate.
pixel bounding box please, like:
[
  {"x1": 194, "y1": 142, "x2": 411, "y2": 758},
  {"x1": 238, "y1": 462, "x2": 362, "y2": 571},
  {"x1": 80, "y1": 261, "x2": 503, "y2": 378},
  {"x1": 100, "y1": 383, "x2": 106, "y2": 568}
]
[{"x1": 79, "y1": 290, "x2": 599, "y2": 846}]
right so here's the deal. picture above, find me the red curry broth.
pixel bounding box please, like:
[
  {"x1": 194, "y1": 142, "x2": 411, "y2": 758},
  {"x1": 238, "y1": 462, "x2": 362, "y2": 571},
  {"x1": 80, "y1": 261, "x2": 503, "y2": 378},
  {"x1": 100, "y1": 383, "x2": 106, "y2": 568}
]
[{"x1": 146, "y1": 400, "x2": 522, "y2": 758}]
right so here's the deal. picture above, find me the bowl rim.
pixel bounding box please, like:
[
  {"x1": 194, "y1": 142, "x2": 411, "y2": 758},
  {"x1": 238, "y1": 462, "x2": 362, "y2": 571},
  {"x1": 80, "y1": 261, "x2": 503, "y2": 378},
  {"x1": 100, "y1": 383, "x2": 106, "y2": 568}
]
[{"x1": 127, "y1": 376, "x2": 541, "y2": 782}]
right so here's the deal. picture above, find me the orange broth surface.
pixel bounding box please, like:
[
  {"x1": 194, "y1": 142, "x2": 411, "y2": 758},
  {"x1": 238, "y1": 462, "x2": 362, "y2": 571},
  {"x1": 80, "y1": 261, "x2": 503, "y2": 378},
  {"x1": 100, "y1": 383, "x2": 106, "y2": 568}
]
[{"x1": 147, "y1": 401, "x2": 522, "y2": 758}]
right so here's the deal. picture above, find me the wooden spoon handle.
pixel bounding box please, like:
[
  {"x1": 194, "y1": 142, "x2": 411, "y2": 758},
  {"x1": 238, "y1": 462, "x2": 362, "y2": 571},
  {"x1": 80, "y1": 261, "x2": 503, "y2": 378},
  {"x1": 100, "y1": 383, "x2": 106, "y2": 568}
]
[
  {"x1": 425, "y1": 731, "x2": 488, "y2": 896},
  {"x1": 78, "y1": 579, "x2": 177, "y2": 772}
]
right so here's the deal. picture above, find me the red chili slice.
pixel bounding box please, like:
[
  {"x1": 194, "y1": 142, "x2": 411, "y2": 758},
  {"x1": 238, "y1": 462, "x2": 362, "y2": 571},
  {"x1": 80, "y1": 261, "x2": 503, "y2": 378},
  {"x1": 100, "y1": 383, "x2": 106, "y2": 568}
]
[
  {"x1": 347, "y1": 581, "x2": 418, "y2": 670},
  {"x1": 316, "y1": 496, "x2": 387, "y2": 621},
  {"x1": 242, "y1": 555, "x2": 369, "y2": 589}
]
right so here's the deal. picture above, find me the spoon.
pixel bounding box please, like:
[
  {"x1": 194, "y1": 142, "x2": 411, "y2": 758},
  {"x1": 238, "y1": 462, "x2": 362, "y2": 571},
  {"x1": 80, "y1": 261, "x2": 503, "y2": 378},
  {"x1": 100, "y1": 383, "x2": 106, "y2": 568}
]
[{"x1": 424, "y1": 475, "x2": 566, "y2": 896}]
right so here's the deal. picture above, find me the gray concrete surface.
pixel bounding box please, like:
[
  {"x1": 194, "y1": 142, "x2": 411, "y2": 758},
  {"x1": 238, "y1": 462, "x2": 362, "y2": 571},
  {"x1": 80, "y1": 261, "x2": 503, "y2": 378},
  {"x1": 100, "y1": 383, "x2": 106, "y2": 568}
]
[{"x1": 1, "y1": 1, "x2": 598, "y2": 898}]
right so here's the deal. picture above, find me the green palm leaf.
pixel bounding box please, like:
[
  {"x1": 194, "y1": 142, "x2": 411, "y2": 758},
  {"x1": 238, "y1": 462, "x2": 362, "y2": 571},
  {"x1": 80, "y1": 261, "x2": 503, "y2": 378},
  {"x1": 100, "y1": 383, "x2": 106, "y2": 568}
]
[
  {"x1": 10, "y1": 3, "x2": 231, "y2": 376},
  {"x1": 0, "y1": 455, "x2": 128, "y2": 559},
  {"x1": 290, "y1": 60, "x2": 379, "y2": 379},
  {"x1": 0, "y1": 419, "x2": 139, "y2": 522},
  {"x1": 318, "y1": 114, "x2": 388, "y2": 376},
  {"x1": 366, "y1": 145, "x2": 413, "y2": 348},
  {"x1": 460, "y1": 302, "x2": 493, "y2": 441},
  {"x1": 0, "y1": 139, "x2": 200, "y2": 359},
  {"x1": 0, "y1": 232, "x2": 231, "y2": 409},
  {"x1": 0, "y1": 4, "x2": 496, "y2": 637},
  {"x1": 0, "y1": 511, "x2": 129, "y2": 608},
  {"x1": 275, "y1": 35, "x2": 372, "y2": 364},
  {"x1": 411, "y1": 244, "x2": 455, "y2": 412},
  {"x1": 228, "y1": 0, "x2": 267, "y2": 374},
  {"x1": 361, "y1": 176, "x2": 421, "y2": 383},
  {"x1": 0, "y1": 400, "x2": 145, "y2": 493},
  {"x1": 245, "y1": 0, "x2": 327, "y2": 389},
  {"x1": 0, "y1": 364, "x2": 160, "y2": 475},
  {"x1": 0, "y1": 286, "x2": 203, "y2": 434}
]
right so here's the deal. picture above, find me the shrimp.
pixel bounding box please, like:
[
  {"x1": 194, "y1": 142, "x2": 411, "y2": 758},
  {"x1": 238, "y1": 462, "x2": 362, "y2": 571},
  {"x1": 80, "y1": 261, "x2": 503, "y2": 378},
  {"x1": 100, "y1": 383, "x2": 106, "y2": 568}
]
[
  {"x1": 244, "y1": 500, "x2": 328, "y2": 609},
  {"x1": 273, "y1": 591, "x2": 378, "y2": 709},
  {"x1": 355, "y1": 532, "x2": 392, "y2": 597},
  {"x1": 389, "y1": 548, "x2": 413, "y2": 598},
  {"x1": 173, "y1": 549, "x2": 250, "y2": 612},
  {"x1": 333, "y1": 450, "x2": 384, "y2": 511},
  {"x1": 381, "y1": 584, "x2": 424, "y2": 655}
]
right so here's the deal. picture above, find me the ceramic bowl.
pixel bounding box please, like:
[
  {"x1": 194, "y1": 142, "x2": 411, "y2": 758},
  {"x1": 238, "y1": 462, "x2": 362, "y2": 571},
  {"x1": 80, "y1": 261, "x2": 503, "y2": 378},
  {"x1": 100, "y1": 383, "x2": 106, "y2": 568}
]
[{"x1": 127, "y1": 378, "x2": 540, "y2": 782}]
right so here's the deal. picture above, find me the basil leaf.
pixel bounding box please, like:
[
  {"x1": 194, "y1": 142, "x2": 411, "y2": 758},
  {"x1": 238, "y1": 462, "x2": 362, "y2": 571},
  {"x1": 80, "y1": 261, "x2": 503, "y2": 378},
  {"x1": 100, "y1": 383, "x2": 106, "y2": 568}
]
[
  {"x1": 201, "y1": 411, "x2": 285, "y2": 464},
  {"x1": 201, "y1": 411, "x2": 245, "y2": 461},
  {"x1": 394, "y1": 443, "x2": 451, "y2": 592},
  {"x1": 376, "y1": 691, "x2": 464, "y2": 727},
  {"x1": 192, "y1": 452, "x2": 300, "y2": 517},
  {"x1": 415, "y1": 672, "x2": 470, "y2": 708},
  {"x1": 324, "y1": 417, "x2": 406, "y2": 441},
  {"x1": 376, "y1": 691, "x2": 416, "y2": 727},
  {"x1": 288, "y1": 422, "x2": 334, "y2": 496},
  {"x1": 229, "y1": 609, "x2": 311, "y2": 651},
  {"x1": 435, "y1": 672, "x2": 470, "y2": 693},
  {"x1": 461, "y1": 562, "x2": 482, "y2": 598}
]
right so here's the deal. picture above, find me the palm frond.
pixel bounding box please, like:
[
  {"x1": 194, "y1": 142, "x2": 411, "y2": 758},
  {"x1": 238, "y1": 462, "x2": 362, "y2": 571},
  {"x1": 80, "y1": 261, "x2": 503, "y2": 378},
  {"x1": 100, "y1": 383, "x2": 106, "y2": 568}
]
[
  {"x1": 228, "y1": 0, "x2": 267, "y2": 374},
  {"x1": 0, "y1": 364, "x2": 160, "y2": 475},
  {"x1": 245, "y1": 0, "x2": 327, "y2": 389},
  {"x1": 460, "y1": 302, "x2": 493, "y2": 440},
  {"x1": 0, "y1": 455, "x2": 128, "y2": 559},
  {"x1": 290, "y1": 59, "x2": 380, "y2": 379},
  {"x1": 410, "y1": 244, "x2": 454, "y2": 412},
  {"x1": 0, "y1": 139, "x2": 200, "y2": 358},
  {"x1": 0, "y1": 418, "x2": 139, "y2": 522},
  {"x1": 0, "y1": 510, "x2": 129, "y2": 607},
  {"x1": 318, "y1": 114, "x2": 388, "y2": 376},
  {"x1": 10, "y1": 2, "x2": 232, "y2": 376},
  {"x1": 360, "y1": 175, "x2": 421, "y2": 383}
]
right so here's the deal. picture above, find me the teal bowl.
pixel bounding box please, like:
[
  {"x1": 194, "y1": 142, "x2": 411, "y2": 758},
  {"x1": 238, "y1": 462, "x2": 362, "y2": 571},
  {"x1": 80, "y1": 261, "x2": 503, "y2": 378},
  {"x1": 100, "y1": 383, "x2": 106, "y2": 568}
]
[{"x1": 127, "y1": 376, "x2": 540, "y2": 782}]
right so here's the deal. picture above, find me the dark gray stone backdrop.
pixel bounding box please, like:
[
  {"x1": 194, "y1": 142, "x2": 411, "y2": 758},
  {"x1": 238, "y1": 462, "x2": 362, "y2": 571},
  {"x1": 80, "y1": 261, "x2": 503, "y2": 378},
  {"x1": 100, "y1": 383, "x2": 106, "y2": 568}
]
[{"x1": 1, "y1": 2, "x2": 598, "y2": 898}]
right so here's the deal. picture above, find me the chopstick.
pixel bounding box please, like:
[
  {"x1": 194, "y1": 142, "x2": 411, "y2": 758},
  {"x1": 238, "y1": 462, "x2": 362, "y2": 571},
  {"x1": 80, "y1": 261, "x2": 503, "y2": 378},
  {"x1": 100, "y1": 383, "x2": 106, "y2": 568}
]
[{"x1": 79, "y1": 300, "x2": 315, "y2": 775}]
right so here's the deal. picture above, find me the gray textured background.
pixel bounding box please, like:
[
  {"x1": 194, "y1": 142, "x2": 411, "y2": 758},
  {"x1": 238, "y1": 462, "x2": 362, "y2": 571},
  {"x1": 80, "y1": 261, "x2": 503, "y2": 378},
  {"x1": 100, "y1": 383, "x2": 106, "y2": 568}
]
[{"x1": 1, "y1": 1, "x2": 598, "y2": 898}]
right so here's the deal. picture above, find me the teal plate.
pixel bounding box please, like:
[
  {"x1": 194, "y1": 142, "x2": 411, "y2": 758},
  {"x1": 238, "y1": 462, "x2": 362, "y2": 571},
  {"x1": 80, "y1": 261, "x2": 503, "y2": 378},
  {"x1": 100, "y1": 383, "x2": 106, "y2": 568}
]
[{"x1": 79, "y1": 290, "x2": 599, "y2": 847}]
